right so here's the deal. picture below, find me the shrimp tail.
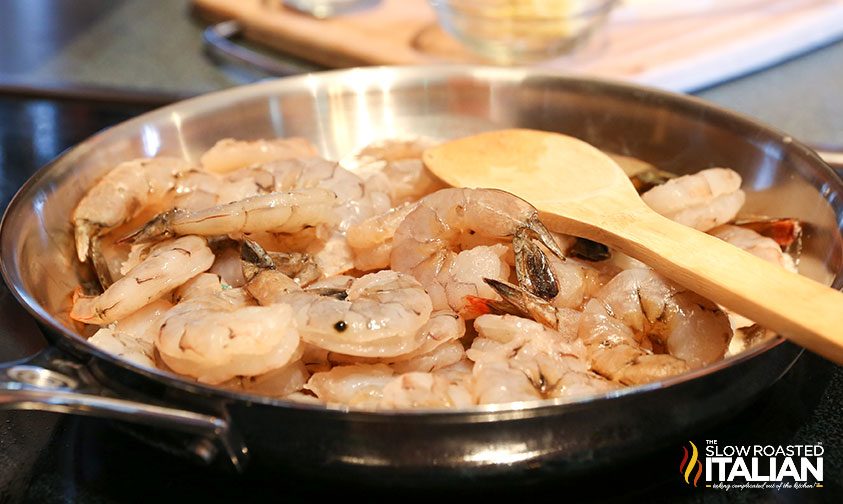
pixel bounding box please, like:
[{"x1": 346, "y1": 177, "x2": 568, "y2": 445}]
[
  {"x1": 119, "y1": 209, "x2": 182, "y2": 244},
  {"x1": 240, "y1": 239, "x2": 275, "y2": 281},
  {"x1": 463, "y1": 294, "x2": 527, "y2": 318},
  {"x1": 240, "y1": 238, "x2": 322, "y2": 286},
  {"x1": 513, "y1": 230, "x2": 559, "y2": 300},
  {"x1": 524, "y1": 215, "x2": 566, "y2": 261},
  {"x1": 74, "y1": 220, "x2": 100, "y2": 263},
  {"x1": 71, "y1": 285, "x2": 86, "y2": 304},
  {"x1": 304, "y1": 287, "x2": 348, "y2": 300},
  {"x1": 89, "y1": 236, "x2": 114, "y2": 289},
  {"x1": 463, "y1": 295, "x2": 494, "y2": 317},
  {"x1": 277, "y1": 253, "x2": 322, "y2": 286},
  {"x1": 69, "y1": 286, "x2": 99, "y2": 323},
  {"x1": 483, "y1": 278, "x2": 560, "y2": 329},
  {"x1": 734, "y1": 217, "x2": 802, "y2": 250}
]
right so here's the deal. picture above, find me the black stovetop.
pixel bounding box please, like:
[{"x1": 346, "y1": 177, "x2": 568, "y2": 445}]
[{"x1": 1, "y1": 95, "x2": 841, "y2": 503}]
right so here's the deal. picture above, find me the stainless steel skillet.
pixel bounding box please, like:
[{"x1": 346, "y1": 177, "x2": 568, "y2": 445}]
[{"x1": 1, "y1": 66, "x2": 841, "y2": 484}]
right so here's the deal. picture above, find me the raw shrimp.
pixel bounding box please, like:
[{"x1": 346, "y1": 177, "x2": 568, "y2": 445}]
[
  {"x1": 156, "y1": 293, "x2": 301, "y2": 384},
  {"x1": 442, "y1": 245, "x2": 513, "y2": 317},
  {"x1": 71, "y1": 236, "x2": 214, "y2": 325},
  {"x1": 387, "y1": 311, "x2": 465, "y2": 367},
  {"x1": 376, "y1": 159, "x2": 446, "y2": 205},
  {"x1": 347, "y1": 202, "x2": 417, "y2": 271},
  {"x1": 119, "y1": 242, "x2": 154, "y2": 276},
  {"x1": 641, "y1": 168, "x2": 745, "y2": 231},
  {"x1": 470, "y1": 314, "x2": 614, "y2": 400},
  {"x1": 734, "y1": 218, "x2": 802, "y2": 251},
  {"x1": 390, "y1": 188, "x2": 564, "y2": 313},
  {"x1": 594, "y1": 268, "x2": 732, "y2": 367},
  {"x1": 354, "y1": 137, "x2": 432, "y2": 165},
  {"x1": 124, "y1": 188, "x2": 338, "y2": 243},
  {"x1": 272, "y1": 157, "x2": 370, "y2": 207},
  {"x1": 244, "y1": 269, "x2": 300, "y2": 306},
  {"x1": 105, "y1": 298, "x2": 172, "y2": 340},
  {"x1": 67, "y1": 134, "x2": 770, "y2": 408},
  {"x1": 709, "y1": 224, "x2": 795, "y2": 271},
  {"x1": 436, "y1": 358, "x2": 474, "y2": 379},
  {"x1": 254, "y1": 156, "x2": 391, "y2": 275},
  {"x1": 180, "y1": 154, "x2": 375, "y2": 216},
  {"x1": 483, "y1": 274, "x2": 727, "y2": 385},
  {"x1": 87, "y1": 234, "x2": 126, "y2": 289},
  {"x1": 171, "y1": 170, "x2": 258, "y2": 211},
  {"x1": 390, "y1": 339, "x2": 466, "y2": 374},
  {"x1": 578, "y1": 298, "x2": 691, "y2": 385},
  {"x1": 545, "y1": 254, "x2": 603, "y2": 309},
  {"x1": 341, "y1": 137, "x2": 443, "y2": 204},
  {"x1": 240, "y1": 240, "x2": 322, "y2": 305},
  {"x1": 232, "y1": 156, "x2": 391, "y2": 231},
  {"x1": 517, "y1": 234, "x2": 602, "y2": 309},
  {"x1": 327, "y1": 311, "x2": 466, "y2": 371},
  {"x1": 311, "y1": 235, "x2": 356, "y2": 278},
  {"x1": 87, "y1": 299, "x2": 172, "y2": 367},
  {"x1": 171, "y1": 170, "x2": 224, "y2": 211},
  {"x1": 209, "y1": 241, "x2": 247, "y2": 288},
  {"x1": 199, "y1": 137, "x2": 318, "y2": 173},
  {"x1": 275, "y1": 270, "x2": 433, "y2": 357},
  {"x1": 710, "y1": 224, "x2": 795, "y2": 339},
  {"x1": 89, "y1": 330, "x2": 155, "y2": 368},
  {"x1": 299, "y1": 343, "x2": 333, "y2": 374},
  {"x1": 174, "y1": 272, "x2": 223, "y2": 302},
  {"x1": 304, "y1": 363, "x2": 395, "y2": 408},
  {"x1": 471, "y1": 361, "x2": 542, "y2": 404},
  {"x1": 379, "y1": 372, "x2": 474, "y2": 409},
  {"x1": 73, "y1": 157, "x2": 192, "y2": 262},
  {"x1": 221, "y1": 360, "x2": 310, "y2": 397}
]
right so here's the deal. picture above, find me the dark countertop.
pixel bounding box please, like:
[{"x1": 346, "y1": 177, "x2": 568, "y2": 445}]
[
  {"x1": 1, "y1": 1, "x2": 843, "y2": 502},
  {"x1": 0, "y1": 0, "x2": 312, "y2": 103}
]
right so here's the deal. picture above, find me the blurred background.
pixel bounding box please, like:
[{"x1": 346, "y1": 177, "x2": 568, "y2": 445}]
[{"x1": 0, "y1": 0, "x2": 842, "y2": 145}]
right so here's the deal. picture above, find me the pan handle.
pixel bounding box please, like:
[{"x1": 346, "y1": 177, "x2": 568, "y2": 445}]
[
  {"x1": 0, "y1": 346, "x2": 248, "y2": 472},
  {"x1": 202, "y1": 20, "x2": 305, "y2": 76}
]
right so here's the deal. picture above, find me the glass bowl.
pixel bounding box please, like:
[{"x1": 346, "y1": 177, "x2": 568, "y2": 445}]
[{"x1": 429, "y1": 0, "x2": 619, "y2": 63}]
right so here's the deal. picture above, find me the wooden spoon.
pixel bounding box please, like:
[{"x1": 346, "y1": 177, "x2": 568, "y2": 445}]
[{"x1": 423, "y1": 128, "x2": 843, "y2": 364}]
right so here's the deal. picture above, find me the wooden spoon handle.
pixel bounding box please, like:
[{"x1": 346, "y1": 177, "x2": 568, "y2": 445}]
[{"x1": 544, "y1": 207, "x2": 843, "y2": 364}]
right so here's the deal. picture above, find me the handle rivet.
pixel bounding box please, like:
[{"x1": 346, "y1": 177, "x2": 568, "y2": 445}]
[{"x1": 5, "y1": 365, "x2": 78, "y2": 389}]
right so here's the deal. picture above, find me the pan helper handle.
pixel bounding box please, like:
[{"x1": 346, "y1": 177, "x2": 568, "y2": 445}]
[{"x1": 0, "y1": 347, "x2": 248, "y2": 472}]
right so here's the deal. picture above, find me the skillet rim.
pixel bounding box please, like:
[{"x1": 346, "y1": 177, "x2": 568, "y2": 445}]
[{"x1": 1, "y1": 65, "x2": 839, "y2": 416}]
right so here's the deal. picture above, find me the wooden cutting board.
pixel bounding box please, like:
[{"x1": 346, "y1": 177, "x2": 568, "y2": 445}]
[{"x1": 192, "y1": 0, "x2": 843, "y2": 91}]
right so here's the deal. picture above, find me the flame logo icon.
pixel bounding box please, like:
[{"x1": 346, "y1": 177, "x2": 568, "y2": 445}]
[{"x1": 679, "y1": 441, "x2": 703, "y2": 487}]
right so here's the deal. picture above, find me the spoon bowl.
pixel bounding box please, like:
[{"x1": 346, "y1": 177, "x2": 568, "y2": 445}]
[{"x1": 423, "y1": 128, "x2": 843, "y2": 364}]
